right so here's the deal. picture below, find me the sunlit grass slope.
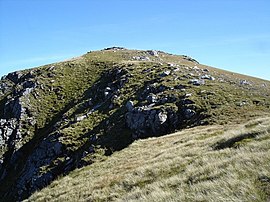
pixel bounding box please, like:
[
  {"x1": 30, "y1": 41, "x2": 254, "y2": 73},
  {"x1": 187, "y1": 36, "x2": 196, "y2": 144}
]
[{"x1": 27, "y1": 117, "x2": 270, "y2": 202}]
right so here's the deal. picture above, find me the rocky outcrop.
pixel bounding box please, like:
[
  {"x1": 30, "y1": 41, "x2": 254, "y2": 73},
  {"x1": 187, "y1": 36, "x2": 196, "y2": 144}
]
[
  {"x1": 1, "y1": 132, "x2": 64, "y2": 201},
  {"x1": 125, "y1": 100, "x2": 200, "y2": 139},
  {"x1": 0, "y1": 119, "x2": 18, "y2": 172},
  {"x1": 0, "y1": 119, "x2": 18, "y2": 147},
  {"x1": 125, "y1": 106, "x2": 176, "y2": 138}
]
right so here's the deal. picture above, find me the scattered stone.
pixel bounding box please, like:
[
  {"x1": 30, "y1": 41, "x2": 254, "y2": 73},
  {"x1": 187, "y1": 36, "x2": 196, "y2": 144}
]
[
  {"x1": 236, "y1": 101, "x2": 247, "y2": 107},
  {"x1": 48, "y1": 66, "x2": 55, "y2": 71},
  {"x1": 47, "y1": 73, "x2": 54, "y2": 78},
  {"x1": 147, "y1": 50, "x2": 159, "y2": 57},
  {"x1": 160, "y1": 70, "x2": 171, "y2": 77},
  {"x1": 203, "y1": 68, "x2": 209, "y2": 72},
  {"x1": 193, "y1": 66, "x2": 200, "y2": 70},
  {"x1": 168, "y1": 63, "x2": 176, "y2": 67},
  {"x1": 240, "y1": 80, "x2": 251, "y2": 85},
  {"x1": 173, "y1": 67, "x2": 180, "y2": 72},
  {"x1": 201, "y1": 75, "x2": 215, "y2": 80},
  {"x1": 182, "y1": 55, "x2": 199, "y2": 64},
  {"x1": 189, "y1": 79, "x2": 205, "y2": 86},
  {"x1": 76, "y1": 115, "x2": 87, "y2": 122},
  {"x1": 132, "y1": 56, "x2": 150, "y2": 61}
]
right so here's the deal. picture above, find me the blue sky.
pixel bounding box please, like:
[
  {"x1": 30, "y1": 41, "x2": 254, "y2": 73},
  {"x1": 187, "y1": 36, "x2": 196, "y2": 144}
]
[{"x1": 0, "y1": 0, "x2": 270, "y2": 80}]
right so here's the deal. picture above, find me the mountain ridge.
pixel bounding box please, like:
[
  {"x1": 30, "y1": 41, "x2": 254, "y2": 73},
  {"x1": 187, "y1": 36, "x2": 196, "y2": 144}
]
[{"x1": 0, "y1": 48, "x2": 269, "y2": 201}]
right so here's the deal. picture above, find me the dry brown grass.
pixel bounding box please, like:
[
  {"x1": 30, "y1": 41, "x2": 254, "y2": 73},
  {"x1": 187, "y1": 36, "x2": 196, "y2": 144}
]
[{"x1": 26, "y1": 117, "x2": 270, "y2": 202}]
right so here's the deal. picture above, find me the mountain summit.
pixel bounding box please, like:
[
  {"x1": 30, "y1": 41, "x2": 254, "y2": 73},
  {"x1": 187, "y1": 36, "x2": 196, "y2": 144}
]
[{"x1": 0, "y1": 48, "x2": 269, "y2": 201}]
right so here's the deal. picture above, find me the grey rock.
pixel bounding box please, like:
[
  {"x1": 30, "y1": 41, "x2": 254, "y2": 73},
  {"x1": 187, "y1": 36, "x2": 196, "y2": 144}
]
[
  {"x1": 189, "y1": 79, "x2": 205, "y2": 86},
  {"x1": 168, "y1": 63, "x2": 176, "y2": 67},
  {"x1": 160, "y1": 70, "x2": 171, "y2": 77},
  {"x1": 0, "y1": 118, "x2": 17, "y2": 147},
  {"x1": 104, "y1": 87, "x2": 112, "y2": 97},
  {"x1": 4, "y1": 98, "x2": 24, "y2": 119},
  {"x1": 156, "y1": 111, "x2": 167, "y2": 124},
  {"x1": 48, "y1": 66, "x2": 55, "y2": 71},
  {"x1": 147, "y1": 50, "x2": 159, "y2": 57},
  {"x1": 0, "y1": 82, "x2": 13, "y2": 94},
  {"x1": 201, "y1": 75, "x2": 215, "y2": 80},
  {"x1": 126, "y1": 100, "x2": 134, "y2": 112},
  {"x1": 132, "y1": 56, "x2": 150, "y2": 61},
  {"x1": 22, "y1": 87, "x2": 34, "y2": 96},
  {"x1": 126, "y1": 107, "x2": 171, "y2": 138},
  {"x1": 240, "y1": 80, "x2": 251, "y2": 85},
  {"x1": 9, "y1": 134, "x2": 64, "y2": 199},
  {"x1": 76, "y1": 115, "x2": 87, "y2": 122},
  {"x1": 182, "y1": 55, "x2": 199, "y2": 64},
  {"x1": 146, "y1": 94, "x2": 157, "y2": 103},
  {"x1": 173, "y1": 67, "x2": 180, "y2": 72},
  {"x1": 184, "y1": 109, "x2": 196, "y2": 119},
  {"x1": 6, "y1": 71, "x2": 23, "y2": 83},
  {"x1": 104, "y1": 91, "x2": 109, "y2": 97}
]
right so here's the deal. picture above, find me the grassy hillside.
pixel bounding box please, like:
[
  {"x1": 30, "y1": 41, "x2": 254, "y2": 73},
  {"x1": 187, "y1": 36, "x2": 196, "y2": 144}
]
[
  {"x1": 0, "y1": 48, "x2": 269, "y2": 201},
  {"x1": 27, "y1": 117, "x2": 270, "y2": 201}
]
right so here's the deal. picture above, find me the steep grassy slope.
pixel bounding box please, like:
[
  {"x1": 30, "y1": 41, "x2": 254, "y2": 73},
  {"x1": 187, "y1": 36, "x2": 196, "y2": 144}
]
[
  {"x1": 0, "y1": 48, "x2": 269, "y2": 201},
  {"x1": 27, "y1": 117, "x2": 270, "y2": 201}
]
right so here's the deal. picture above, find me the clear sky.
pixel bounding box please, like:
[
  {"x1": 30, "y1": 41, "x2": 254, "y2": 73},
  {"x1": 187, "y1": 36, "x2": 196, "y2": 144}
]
[{"x1": 0, "y1": 0, "x2": 270, "y2": 80}]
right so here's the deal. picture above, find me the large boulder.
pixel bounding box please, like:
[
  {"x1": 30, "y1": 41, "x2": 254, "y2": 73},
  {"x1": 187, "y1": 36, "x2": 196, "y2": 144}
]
[{"x1": 125, "y1": 106, "x2": 177, "y2": 138}]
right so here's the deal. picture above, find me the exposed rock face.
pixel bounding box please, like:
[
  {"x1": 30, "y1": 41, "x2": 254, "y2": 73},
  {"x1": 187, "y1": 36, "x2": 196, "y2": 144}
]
[
  {"x1": 0, "y1": 119, "x2": 18, "y2": 147},
  {"x1": 6, "y1": 71, "x2": 23, "y2": 83},
  {"x1": 126, "y1": 106, "x2": 172, "y2": 138},
  {"x1": 1, "y1": 133, "x2": 63, "y2": 201}
]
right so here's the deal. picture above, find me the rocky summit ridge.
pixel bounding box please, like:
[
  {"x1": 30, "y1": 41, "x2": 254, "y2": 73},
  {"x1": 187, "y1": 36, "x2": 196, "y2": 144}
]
[{"x1": 0, "y1": 48, "x2": 269, "y2": 201}]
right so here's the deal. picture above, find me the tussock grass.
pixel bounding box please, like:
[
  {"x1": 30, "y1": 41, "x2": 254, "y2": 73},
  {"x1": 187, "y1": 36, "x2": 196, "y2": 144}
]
[{"x1": 26, "y1": 117, "x2": 270, "y2": 201}]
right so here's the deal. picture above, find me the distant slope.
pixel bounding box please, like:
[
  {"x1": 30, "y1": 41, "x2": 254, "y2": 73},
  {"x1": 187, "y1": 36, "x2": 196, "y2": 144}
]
[
  {"x1": 0, "y1": 48, "x2": 269, "y2": 201},
  {"x1": 26, "y1": 117, "x2": 270, "y2": 201}
]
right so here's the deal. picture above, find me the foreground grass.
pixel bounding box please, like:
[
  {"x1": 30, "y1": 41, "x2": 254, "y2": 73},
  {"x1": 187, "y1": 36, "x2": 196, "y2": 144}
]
[{"x1": 26, "y1": 117, "x2": 270, "y2": 202}]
